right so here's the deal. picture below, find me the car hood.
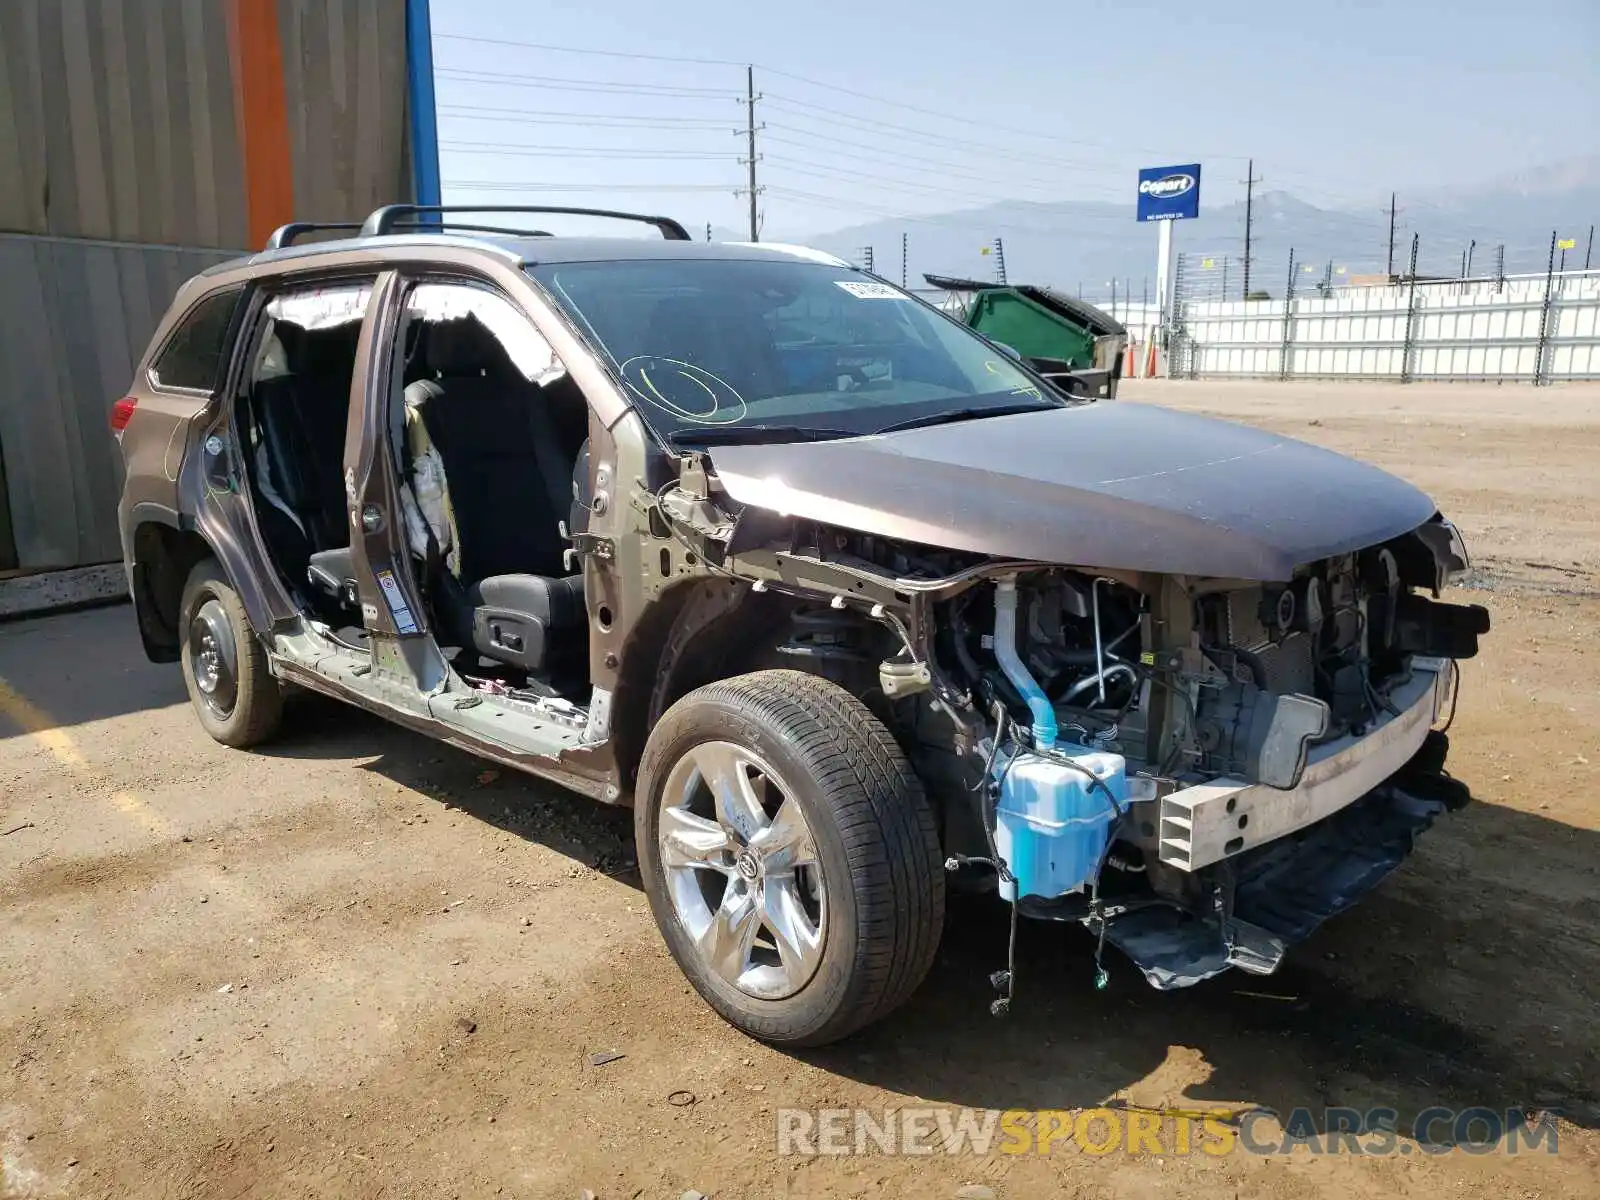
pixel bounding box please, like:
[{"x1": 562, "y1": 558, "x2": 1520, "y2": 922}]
[{"x1": 705, "y1": 402, "x2": 1438, "y2": 581}]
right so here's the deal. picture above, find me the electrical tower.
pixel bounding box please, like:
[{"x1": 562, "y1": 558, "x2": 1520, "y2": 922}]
[{"x1": 992, "y1": 237, "x2": 1007, "y2": 284}]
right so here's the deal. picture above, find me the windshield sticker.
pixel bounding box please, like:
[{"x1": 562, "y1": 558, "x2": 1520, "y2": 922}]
[
  {"x1": 618, "y1": 356, "x2": 749, "y2": 426},
  {"x1": 835, "y1": 281, "x2": 906, "y2": 300},
  {"x1": 983, "y1": 358, "x2": 1043, "y2": 401}
]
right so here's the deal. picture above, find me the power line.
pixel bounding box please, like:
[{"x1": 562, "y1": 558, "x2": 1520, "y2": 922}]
[
  {"x1": 760, "y1": 132, "x2": 1125, "y2": 201},
  {"x1": 761, "y1": 96, "x2": 1134, "y2": 172},
  {"x1": 435, "y1": 68, "x2": 738, "y2": 98},
  {"x1": 447, "y1": 180, "x2": 733, "y2": 192},
  {"x1": 438, "y1": 104, "x2": 733, "y2": 129},
  {"x1": 431, "y1": 35, "x2": 1441, "y2": 220},
  {"x1": 434, "y1": 31, "x2": 1243, "y2": 161},
  {"x1": 759, "y1": 68, "x2": 1252, "y2": 161},
  {"x1": 765, "y1": 156, "x2": 1150, "y2": 224},
  {"x1": 433, "y1": 32, "x2": 747, "y2": 68},
  {"x1": 761, "y1": 185, "x2": 1157, "y2": 243},
  {"x1": 440, "y1": 141, "x2": 737, "y2": 160},
  {"x1": 767, "y1": 155, "x2": 1044, "y2": 206}
]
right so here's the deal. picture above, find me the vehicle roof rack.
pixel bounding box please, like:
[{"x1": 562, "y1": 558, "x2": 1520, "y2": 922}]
[
  {"x1": 264, "y1": 222, "x2": 365, "y2": 250},
  {"x1": 360, "y1": 204, "x2": 691, "y2": 241}
]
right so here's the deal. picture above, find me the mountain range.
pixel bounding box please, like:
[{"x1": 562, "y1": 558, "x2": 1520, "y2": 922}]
[{"x1": 738, "y1": 156, "x2": 1599, "y2": 302}]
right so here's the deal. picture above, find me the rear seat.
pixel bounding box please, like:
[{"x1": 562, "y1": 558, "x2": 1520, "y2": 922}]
[{"x1": 253, "y1": 323, "x2": 359, "y2": 552}]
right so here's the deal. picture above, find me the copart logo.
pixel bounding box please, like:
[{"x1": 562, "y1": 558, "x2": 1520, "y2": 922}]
[{"x1": 1140, "y1": 173, "x2": 1196, "y2": 199}]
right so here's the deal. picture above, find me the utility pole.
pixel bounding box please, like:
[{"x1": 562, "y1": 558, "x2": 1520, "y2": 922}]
[
  {"x1": 1495, "y1": 244, "x2": 1505, "y2": 293},
  {"x1": 1110, "y1": 277, "x2": 1117, "y2": 315},
  {"x1": 901, "y1": 232, "x2": 908, "y2": 288},
  {"x1": 741, "y1": 65, "x2": 761, "y2": 242},
  {"x1": 1240, "y1": 158, "x2": 1262, "y2": 300},
  {"x1": 993, "y1": 237, "x2": 1007, "y2": 285},
  {"x1": 1465, "y1": 238, "x2": 1476, "y2": 277},
  {"x1": 1587, "y1": 224, "x2": 1595, "y2": 271},
  {"x1": 1386, "y1": 192, "x2": 1398, "y2": 277},
  {"x1": 1220, "y1": 256, "x2": 1229, "y2": 299}
]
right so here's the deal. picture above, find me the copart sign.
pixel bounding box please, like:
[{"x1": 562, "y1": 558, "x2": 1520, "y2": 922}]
[{"x1": 1137, "y1": 163, "x2": 1202, "y2": 221}]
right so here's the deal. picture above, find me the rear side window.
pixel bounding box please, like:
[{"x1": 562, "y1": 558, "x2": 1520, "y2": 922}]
[{"x1": 150, "y1": 288, "x2": 242, "y2": 391}]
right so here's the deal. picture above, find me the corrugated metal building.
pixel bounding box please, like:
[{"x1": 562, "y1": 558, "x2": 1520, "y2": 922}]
[{"x1": 0, "y1": 0, "x2": 424, "y2": 573}]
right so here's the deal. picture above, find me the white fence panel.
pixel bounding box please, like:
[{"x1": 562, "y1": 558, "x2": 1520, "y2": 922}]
[{"x1": 1175, "y1": 270, "x2": 1600, "y2": 383}]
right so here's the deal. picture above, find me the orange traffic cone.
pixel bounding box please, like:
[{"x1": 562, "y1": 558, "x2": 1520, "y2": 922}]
[
  {"x1": 1123, "y1": 340, "x2": 1137, "y2": 379},
  {"x1": 1143, "y1": 336, "x2": 1159, "y2": 379}
]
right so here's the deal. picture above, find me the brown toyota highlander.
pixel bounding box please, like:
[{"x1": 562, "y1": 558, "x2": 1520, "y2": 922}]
[{"x1": 114, "y1": 204, "x2": 1488, "y2": 1045}]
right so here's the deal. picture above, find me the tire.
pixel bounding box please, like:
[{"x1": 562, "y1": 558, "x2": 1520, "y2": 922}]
[
  {"x1": 635, "y1": 669, "x2": 944, "y2": 1046},
  {"x1": 178, "y1": 558, "x2": 283, "y2": 748}
]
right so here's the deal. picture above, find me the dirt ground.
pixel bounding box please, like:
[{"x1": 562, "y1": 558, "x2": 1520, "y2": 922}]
[{"x1": 3, "y1": 380, "x2": 1597, "y2": 1199}]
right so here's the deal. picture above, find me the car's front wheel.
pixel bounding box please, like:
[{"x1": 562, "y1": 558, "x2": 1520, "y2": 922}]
[
  {"x1": 178, "y1": 559, "x2": 283, "y2": 748},
  {"x1": 635, "y1": 669, "x2": 944, "y2": 1046}
]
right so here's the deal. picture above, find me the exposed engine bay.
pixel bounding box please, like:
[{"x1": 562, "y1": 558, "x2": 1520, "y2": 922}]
[
  {"x1": 910, "y1": 526, "x2": 1486, "y2": 996},
  {"x1": 695, "y1": 498, "x2": 1487, "y2": 1002}
]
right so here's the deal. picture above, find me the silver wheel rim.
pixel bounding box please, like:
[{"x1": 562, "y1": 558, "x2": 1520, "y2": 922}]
[
  {"x1": 658, "y1": 741, "x2": 826, "y2": 1000},
  {"x1": 189, "y1": 598, "x2": 238, "y2": 718}
]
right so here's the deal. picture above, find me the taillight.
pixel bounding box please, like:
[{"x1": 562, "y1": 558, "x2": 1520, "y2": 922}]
[{"x1": 110, "y1": 396, "x2": 137, "y2": 438}]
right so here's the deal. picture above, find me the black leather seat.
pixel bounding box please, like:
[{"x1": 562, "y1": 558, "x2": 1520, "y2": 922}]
[
  {"x1": 462, "y1": 574, "x2": 586, "y2": 674},
  {"x1": 402, "y1": 316, "x2": 587, "y2": 675},
  {"x1": 405, "y1": 318, "x2": 571, "y2": 579},
  {"x1": 251, "y1": 323, "x2": 359, "y2": 597}
]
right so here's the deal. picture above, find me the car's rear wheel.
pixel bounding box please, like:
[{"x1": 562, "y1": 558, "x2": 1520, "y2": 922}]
[
  {"x1": 179, "y1": 559, "x2": 283, "y2": 748},
  {"x1": 635, "y1": 669, "x2": 943, "y2": 1046}
]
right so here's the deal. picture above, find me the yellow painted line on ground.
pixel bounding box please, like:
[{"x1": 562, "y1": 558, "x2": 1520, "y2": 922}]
[
  {"x1": 0, "y1": 678, "x2": 88, "y2": 769},
  {"x1": 0, "y1": 675, "x2": 169, "y2": 835}
]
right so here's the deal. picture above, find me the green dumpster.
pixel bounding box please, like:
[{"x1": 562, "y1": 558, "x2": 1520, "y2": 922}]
[{"x1": 925, "y1": 274, "x2": 1127, "y2": 398}]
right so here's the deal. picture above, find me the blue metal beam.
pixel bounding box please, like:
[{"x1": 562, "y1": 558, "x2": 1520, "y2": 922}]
[{"x1": 405, "y1": 0, "x2": 442, "y2": 214}]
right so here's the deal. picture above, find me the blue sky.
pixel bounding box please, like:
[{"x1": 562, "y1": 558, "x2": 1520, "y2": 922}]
[{"x1": 431, "y1": 0, "x2": 1599, "y2": 239}]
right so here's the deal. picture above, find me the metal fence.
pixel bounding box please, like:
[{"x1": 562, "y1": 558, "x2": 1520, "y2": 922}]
[
  {"x1": 0, "y1": 233, "x2": 235, "y2": 571},
  {"x1": 1171, "y1": 269, "x2": 1600, "y2": 384}
]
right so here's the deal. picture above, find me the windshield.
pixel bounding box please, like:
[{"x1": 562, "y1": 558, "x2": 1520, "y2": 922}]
[{"x1": 528, "y1": 258, "x2": 1063, "y2": 443}]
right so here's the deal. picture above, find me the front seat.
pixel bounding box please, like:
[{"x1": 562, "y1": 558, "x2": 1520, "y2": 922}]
[{"x1": 401, "y1": 316, "x2": 586, "y2": 676}]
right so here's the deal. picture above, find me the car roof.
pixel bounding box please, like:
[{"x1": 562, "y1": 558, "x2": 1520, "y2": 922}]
[{"x1": 201, "y1": 234, "x2": 853, "y2": 278}]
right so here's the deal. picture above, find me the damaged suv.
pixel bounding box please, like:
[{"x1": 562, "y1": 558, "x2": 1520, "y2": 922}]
[{"x1": 116, "y1": 206, "x2": 1488, "y2": 1046}]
